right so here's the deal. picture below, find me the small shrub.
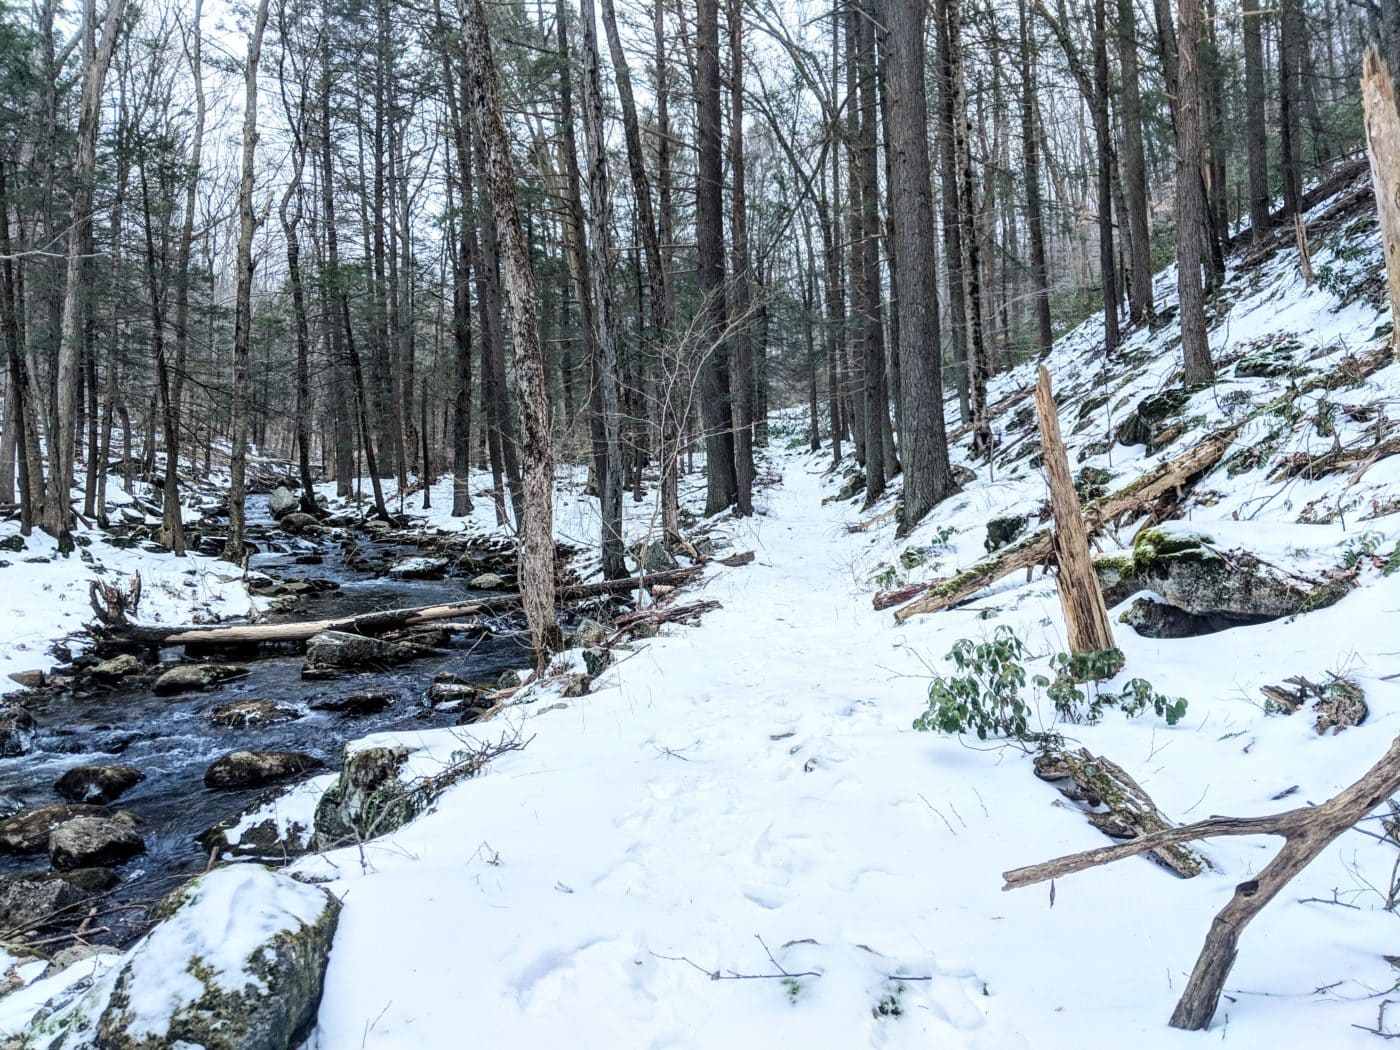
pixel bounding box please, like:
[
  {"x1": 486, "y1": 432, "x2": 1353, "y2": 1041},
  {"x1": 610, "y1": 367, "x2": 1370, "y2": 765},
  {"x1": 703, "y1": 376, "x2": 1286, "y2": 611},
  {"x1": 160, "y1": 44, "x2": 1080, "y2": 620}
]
[{"x1": 915, "y1": 629, "x2": 1188, "y2": 743}]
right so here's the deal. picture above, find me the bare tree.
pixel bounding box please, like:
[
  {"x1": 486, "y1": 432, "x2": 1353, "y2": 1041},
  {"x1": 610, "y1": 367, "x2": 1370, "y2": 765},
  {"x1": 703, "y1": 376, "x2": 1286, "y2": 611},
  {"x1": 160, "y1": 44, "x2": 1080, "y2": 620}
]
[{"x1": 457, "y1": 0, "x2": 562, "y2": 660}]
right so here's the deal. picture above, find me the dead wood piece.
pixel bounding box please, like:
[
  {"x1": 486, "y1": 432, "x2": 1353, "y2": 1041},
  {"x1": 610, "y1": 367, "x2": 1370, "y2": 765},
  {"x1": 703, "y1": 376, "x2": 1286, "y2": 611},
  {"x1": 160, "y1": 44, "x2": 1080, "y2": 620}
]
[
  {"x1": 1006, "y1": 731, "x2": 1400, "y2": 1030},
  {"x1": 717, "y1": 551, "x2": 755, "y2": 567},
  {"x1": 1363, "y1": 48, "x2": 1400, "y2": 349},
  {"x1": 893, "y1": 424, "x2": 1243, "y2": 621},
  {"x1": 1035, "y1": 366, "x2": 1116, "y2": 654},
  {"x1": 872, "y1": 581, "x2": 934, "y2": 611},
  {"x1": 1269, "y1": 434, "x2": 1400, "y2": 482},
  {"x1": 1032, "y1": 749, "x2": 1208, "y2": 878},
  {"x1": 846, "y1": 507, "x2": 898, "y2": 534}
]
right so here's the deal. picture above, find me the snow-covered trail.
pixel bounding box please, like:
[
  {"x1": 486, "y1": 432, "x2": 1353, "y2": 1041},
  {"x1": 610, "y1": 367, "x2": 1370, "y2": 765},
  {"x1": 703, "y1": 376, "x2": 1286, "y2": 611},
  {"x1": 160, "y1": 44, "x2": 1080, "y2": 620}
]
[{"x1": 304, "y1": 456, "x2": 1386, "y2": 1049}]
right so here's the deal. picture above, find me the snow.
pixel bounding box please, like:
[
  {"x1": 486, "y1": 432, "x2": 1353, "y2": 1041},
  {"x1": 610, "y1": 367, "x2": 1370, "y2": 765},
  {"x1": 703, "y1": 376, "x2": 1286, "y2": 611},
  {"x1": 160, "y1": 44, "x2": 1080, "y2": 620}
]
[
  {"x1": 0, "y1": 488, "x2": 265, "y2": 695},
  {"x1": 291, "y1": 447, "x2": 1400, "y2": 1048}
]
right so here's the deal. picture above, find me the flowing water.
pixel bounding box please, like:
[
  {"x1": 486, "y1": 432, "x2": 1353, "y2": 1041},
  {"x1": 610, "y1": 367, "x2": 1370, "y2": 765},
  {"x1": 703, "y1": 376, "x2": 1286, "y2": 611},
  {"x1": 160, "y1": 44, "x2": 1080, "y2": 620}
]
[{"x1": 0, "y1": 513, "x2": 529, "y2": 943}]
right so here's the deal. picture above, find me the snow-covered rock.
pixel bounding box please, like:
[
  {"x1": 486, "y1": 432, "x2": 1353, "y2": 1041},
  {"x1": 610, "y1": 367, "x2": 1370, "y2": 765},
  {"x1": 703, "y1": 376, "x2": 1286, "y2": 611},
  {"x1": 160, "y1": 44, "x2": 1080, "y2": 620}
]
[
  {"x1": 386, "y1": 556, "x2": 448, "y2": 580},
  {"x1": 21, "y1": 865, "x2": 340, "y2": 1049},
  {"x1": 199, "y1": 773, "x2": 337, "y2": 861},
  {"x1": 266, "y1": 486, "x2": 298, "y2": 520}
]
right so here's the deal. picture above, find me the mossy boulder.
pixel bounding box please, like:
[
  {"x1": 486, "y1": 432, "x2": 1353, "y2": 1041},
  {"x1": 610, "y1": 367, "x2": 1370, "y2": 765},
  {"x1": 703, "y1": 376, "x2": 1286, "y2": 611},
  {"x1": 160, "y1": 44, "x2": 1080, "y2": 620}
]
[
  {"x1": 312, "y1": 745, "x2": 419, "y2": 850},
  {"x1": 204, "y1": 751, "x2": 323, "y2": 792},
  {"x1": 984, "y1": 514, "x2": 1027, "y2": 553},
  {"x1": 23, "y1": 864, "x2": 340, "y2": 1050},
  {"x1": 1095, "y1": 528, "x2": 1353, "y2": 627},
  {"x1": 1114, "y1": 387, "x2": 1196, "y2": 449},
  {"x1": 302, "y1": 630, "x2": 421, "y2": 678}
]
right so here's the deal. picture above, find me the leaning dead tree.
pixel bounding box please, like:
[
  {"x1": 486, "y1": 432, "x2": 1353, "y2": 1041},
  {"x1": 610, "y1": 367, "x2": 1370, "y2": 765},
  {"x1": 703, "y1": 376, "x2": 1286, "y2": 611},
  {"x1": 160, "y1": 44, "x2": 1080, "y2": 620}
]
[
  {"x1": 1034, "y1": 366, "x2": 1116, "y2": 654},
  {"x1": 1362, "y1": 47, "x2": 1400, "y2": 351},
  {"x1": 1003, "y1": 732, "x2": 1400, "y2": 1030}
]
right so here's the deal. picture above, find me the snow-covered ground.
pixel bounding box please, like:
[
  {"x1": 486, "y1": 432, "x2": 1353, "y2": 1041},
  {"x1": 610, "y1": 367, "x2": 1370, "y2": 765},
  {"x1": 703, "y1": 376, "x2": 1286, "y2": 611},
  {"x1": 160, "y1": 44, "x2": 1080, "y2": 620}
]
[
  {"x1": 0, "y1": 488, "x2": 264, "y2": 694},
  {"x1": 291, "y1": 443, "x2": 1396, "y2": 1048}
]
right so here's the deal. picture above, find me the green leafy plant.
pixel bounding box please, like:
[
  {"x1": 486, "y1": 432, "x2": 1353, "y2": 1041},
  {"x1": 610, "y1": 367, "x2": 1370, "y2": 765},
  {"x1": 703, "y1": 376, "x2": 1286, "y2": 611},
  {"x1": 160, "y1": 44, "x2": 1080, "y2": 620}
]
[
  {"x1": 915, "y1": 629, "x2": 1188, "y2": 743},
  {"x1": 913, "y1": 626, "x2": 1036, "y2": 742}
]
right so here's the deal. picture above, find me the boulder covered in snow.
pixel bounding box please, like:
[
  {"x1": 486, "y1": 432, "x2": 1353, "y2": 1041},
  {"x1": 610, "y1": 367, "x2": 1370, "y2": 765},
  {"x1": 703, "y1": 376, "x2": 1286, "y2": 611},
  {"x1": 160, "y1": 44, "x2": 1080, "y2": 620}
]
[
  {"x1": 53, "y1": 764, "x2": 145, "y2": 806},
  {"x1": 468, "y1": 571, "x2": 508, "y2": 590},
  {"x1": 152, "y1": 663, "x2": 247, "y2": 695},
  {"x1": 312, "y1": 745, "x2": 416, "y2": 849},
  {"x1": 198, "y1": 773, "x2": 337, "y2": 861},
  {"x1": 22, "y1": 864, "x2": 340, "y2": 1050},
  {"x1": 204, "y1": 750, "x2": 323, "y2": 792},
  {"x1": 386, "y1": 556, "x2": 448, "y2": 580},
  {"x1": 48, "y1": 816, "x2": 145, "y2": 872},
  {"x1": 266, "y1": 486, "x2": 299, "y2": 520}
]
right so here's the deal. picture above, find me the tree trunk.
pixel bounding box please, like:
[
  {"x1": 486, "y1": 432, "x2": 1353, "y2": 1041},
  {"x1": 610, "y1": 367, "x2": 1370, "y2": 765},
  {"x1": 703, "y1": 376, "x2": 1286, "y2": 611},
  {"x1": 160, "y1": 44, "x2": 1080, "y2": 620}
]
[
  {"x1": 1242, "y1": 0, "x2": 1270, "y2": 240},
  {"x1": 44, "y1": 0, "x2": 126, "y2": 549},
  {"x1": 728, "y1": 0, "x2": 755, "y2": 516},
  {"x1": 883, "y1": 0, "x2": 954, "y2": 532},
  {"x1": 578, "y1": 0, "x2": 627, "y2": 579},
  {"x1": 1176, "y1": 0, "x2": 1214, "y2": 385},
  {"x1": 457, "y1": 0, "x2": 563, "y2": 662},
  {"x1": 223, "y1": 0, "x2": 272, "y2": 564},
  {"x1": 1116, "y1": 0, "x2": 1154, "y2": 324},
  {"x1": 696, "y1": 0, "x2": 737, "y2": 515},
  {"x1": 1362, "y1": 49, "x2": 1400, "y2": 352},
  {"x1": 1018, "y1": 0, "x2": 1054, "y2": 357}
]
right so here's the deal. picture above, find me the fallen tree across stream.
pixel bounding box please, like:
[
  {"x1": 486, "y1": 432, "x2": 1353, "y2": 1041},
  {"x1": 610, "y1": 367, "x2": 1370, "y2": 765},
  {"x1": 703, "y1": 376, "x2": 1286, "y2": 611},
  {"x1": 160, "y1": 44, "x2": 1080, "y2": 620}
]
[{"x1": 97, "y1": 566, "x2": 711, "y2": 648}]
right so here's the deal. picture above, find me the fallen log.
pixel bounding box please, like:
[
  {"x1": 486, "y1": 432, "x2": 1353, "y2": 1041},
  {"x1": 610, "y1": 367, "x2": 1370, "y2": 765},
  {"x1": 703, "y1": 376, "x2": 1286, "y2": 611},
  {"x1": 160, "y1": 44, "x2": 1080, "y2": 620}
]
[
  {"x1": 103, "y1": 566, "x2": 706, "y2": 648},
  {"x1": 1033, "y1": 749, "x2": 1209, "y2": 878},
  {"x1": 1004, "y1": 730, "x2": 1400, "y2": 1031},
  {"x1": 893, "y1": 424, "x2": 1242, "y2": 622}
]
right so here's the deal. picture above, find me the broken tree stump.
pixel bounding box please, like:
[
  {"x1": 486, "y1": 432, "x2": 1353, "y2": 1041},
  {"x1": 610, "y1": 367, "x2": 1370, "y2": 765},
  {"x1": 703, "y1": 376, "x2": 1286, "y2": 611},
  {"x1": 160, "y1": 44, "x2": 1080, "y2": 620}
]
[
  {"x1": 1362, "y1": 47, "x2": 1400, "y2": 351},
  {"x1": 1004, "y1": 731, "x2": 1400, "y2": 1030},
  {"x1": 1034, "y1": 366, "x2": 1116, "y2": 654}
]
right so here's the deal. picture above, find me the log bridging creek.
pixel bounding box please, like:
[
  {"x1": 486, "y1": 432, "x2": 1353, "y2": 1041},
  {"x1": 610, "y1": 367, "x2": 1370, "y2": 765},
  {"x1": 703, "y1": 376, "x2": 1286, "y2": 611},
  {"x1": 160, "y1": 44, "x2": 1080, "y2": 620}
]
[{"x1": 99, "y1": 566, "x2": 707, "y2": 648}]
